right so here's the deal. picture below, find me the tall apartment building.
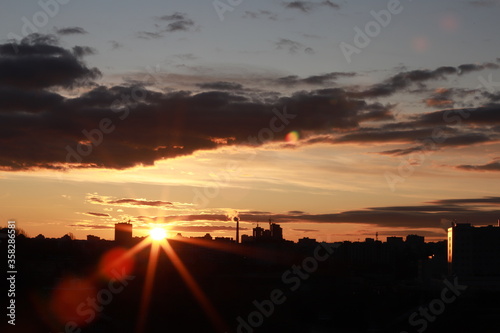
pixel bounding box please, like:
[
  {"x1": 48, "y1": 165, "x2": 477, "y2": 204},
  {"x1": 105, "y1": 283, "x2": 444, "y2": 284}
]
[{"x1": 448, "y1": 222, "x2": 500, "y2": 277}]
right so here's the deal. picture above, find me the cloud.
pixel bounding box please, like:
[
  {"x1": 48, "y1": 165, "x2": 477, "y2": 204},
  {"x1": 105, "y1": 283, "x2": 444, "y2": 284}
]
[
  {"x1": 378, "y1": 146, "x2": 427, "y2": 156},
  {"x1": 109, "y1": 41, "x2": 123, "y2": 50},
  {"x1": 243, "y1": 10, "x2": 278, "y2": 20},
  {"x1": 174, "y1": 53, "x2": 198, "y2": 61},
  {"x1": 74, "y1": 196, "x2": 500, "y2": 231},
  {"x1": 456, "y1": 160, "x2": 500, "y2": 172},
  {"x1": 292, "y1": 228, "x2": 319, "y2": 232},
  {"x1": 138, "y1": 12, "x2": 196, "y2": 39},
  {"x1": 0, "y1": 39, "x2": 498, "y2": 171},
  {"x1": 411, "y1": 105, "x2": 500, "y2": 127},
  {"x1": 458, "y1": 62, "x2": 499, "y2": 74},
  {"x1": 423, "y1": 88, "x2": 455, "y2": 108},
  {"x1": 72, "y1": 46, "x2": 96, "y2": 58},
  {"x1": 197, "y1": 81, "x2": 244, "y2": 91},
  {"x1": 0, "y1": 34, "x2": 101, "y2": 90},
  {"x1": 350, "y1": 67, "x2": 458, "y2": 98},
  {"x1": 137, "y1": 31, "x2": 163, "y2": 40},
  {"x1": 86, "y1": 194, "x2": 194, "y2": 209},
  {"x1": 275, "y1": 38, "x2": 314, "y2": 54},
  {"x1": 68, "y1": 223, "x2": 113, "y2": 229},
  {"x1": 171, "y1": 225, "x2": 248, "y2": 233},
  {"x1": 55, "y1": 27, "x2": 88, "y2": 35},
  {"x1": 0, "y1": 72, "x2": 396, "y2": 170},
  {"x1": 125, "y1": 196, "x2": 500, "y2": 230},
  {"x1": 84, "y1": 212, "x2": 111, "y2": 217},
  {"x1": 158, "y1": 12, "x2": 196, "y2": 32},
  {"x1": 282, "y1": 1, "x2": 339, "y2": 13},
  {"x1": 428, "y1": 197, "x2": 500, "y2": 205},
  {"x1": 276, "y1": 72, "x2": 356, "y2": 87}
]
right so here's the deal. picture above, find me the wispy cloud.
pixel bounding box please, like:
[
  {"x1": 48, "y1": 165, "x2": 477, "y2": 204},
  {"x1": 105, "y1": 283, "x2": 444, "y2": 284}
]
[
  {"x1": 86, "y1": 194, "x2": 193, "y2": 209},
  {"x1": 242, "y1": 10, "x2": 278, "y2": 20},
  {"x1": 138, "y1": 12, "x2": 197, "y2": 39},
  {"x1": 55, "y1": 26, "x2": 88, "y2": 35},
  {"x1": 84, "y1": 212, "x2": 111, "y2": 217},
  {"x1": 282, "y1": 1, "x2": 340, "y2": 13},
  {"x1": 456, "y1": 159, "x2": 500, "y2": 172},
  {"x1": 275, "y1": 38, "x2": 314, "y2": 54}
]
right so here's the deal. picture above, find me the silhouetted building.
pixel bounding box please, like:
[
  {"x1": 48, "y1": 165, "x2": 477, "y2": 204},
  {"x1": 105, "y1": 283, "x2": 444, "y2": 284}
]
[
  {"x1": 214, "y1": 237, "x2": 233, "y2": 242},
  {"x1": 448, "y1": 222, "x2": 500, "y2": 277},
  {"x1": 115, "y1": 222, "x2": 132, "y2": 245},
  {"x1": 243, "y1": 221, "x2": 285, "y2": 243},
  {"x1": 253, "y1": 225, "x2": 264, "y2": 238},
  {"x1": 386, "y1": 236, "x2": 404, "y2": 246},
  {"x1": 87, "y1": 235, "x2": 100, "y2": 241},
  {"x1": 298, "y1": 237, "x2": 317, "y2": 246},
  {"x1": 270, "y1": 222, "x2": 283, "y2": 240},
  {"x1": 406, "y1": 234, "x2": 425, "y2": 254}
]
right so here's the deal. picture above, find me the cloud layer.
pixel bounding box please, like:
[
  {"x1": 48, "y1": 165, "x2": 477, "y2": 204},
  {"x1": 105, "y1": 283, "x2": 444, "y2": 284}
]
[{"x1": 0, "y1": 34, "x2": 499, "y2": 173}]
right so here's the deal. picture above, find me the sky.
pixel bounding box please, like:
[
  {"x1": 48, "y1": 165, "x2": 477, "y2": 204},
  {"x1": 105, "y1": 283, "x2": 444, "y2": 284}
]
[{"x1": 0, "y1": 0, "x2": 499, "y2": 242}]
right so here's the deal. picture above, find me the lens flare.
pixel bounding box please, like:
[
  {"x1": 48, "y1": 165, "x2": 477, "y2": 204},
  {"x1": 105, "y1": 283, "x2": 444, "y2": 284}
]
[{"x1": 285, "y1": 131, "x2": 300, "y2": 142}]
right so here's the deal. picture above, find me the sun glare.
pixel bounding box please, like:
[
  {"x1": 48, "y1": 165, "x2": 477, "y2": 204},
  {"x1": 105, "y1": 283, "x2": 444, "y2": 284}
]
[{"x1": 149, "y1": 227, "x2": 167, "y2": 241}]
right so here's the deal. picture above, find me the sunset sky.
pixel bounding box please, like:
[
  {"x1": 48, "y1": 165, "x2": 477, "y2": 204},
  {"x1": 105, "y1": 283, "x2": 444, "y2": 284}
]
[{"x1": 1, "y1": 0, "x2": 499, "y2": 242}]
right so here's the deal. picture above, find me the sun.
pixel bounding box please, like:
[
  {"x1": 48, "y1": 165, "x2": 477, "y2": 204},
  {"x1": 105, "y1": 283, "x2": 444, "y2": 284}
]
[{"x1": 149, "y1": 227, "x2": 167, "y2": 241}]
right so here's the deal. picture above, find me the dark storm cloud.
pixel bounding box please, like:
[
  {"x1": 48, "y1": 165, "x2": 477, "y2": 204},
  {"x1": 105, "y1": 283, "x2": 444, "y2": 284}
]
[
  {"x1": 0, "y1": 48, "x2": 395, "y2": 171},
  {"x1": 1, "y1": 36, "x2": 498, "y2": 171},
  {"x1": 55, "y1": 27, "x2": 88, "y2": 35},
  {"x1": 0, "y1": 87, "x2": 63, "y2": 112},
  {"x1": 456, "y1": 160, "x2": 500, "y2": 172},
  {"x1": 197, "y1": 81, "x2": 244, "y2": 91},
  {"x1": 0, "y1": 34, "x2": 100, "y2": 90}
]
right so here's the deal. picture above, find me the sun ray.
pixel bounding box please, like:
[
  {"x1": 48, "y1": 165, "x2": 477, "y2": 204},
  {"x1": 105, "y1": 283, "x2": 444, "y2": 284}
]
[
  {"x1": 136, "y1": 240, "x2": 161, "y2": 333},
  {"x1": 96, "y1": 237, "x2": 152, "y2": 278},
  {"x1": 160, "y1": 239, "x2": 229, "y2": 332},
  {"x1": 172, "y1": 237, "x2": 289, "y2": 264}
]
